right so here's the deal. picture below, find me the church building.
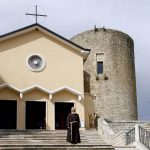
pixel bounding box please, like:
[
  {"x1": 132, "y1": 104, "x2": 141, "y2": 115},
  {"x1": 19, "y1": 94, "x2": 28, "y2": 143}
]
[
  {"x1": 0, "y1": 22, "x2": 137, "y2": 131},
  {"x1": 1, "y1": 21, "x2": 150, "y2": 150},
  {"x1": 0, "y1": 24, "x2": 93, "y2": 130}
]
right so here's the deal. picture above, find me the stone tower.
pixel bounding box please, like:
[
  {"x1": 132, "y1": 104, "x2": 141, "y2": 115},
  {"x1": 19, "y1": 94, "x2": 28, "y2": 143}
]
[{"x1": 71, "y1": 28, "x2": 138, "y2": 120}]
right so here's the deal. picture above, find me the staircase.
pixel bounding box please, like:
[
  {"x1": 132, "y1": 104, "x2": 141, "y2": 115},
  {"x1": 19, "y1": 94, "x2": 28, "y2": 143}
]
[
  {"x1": 97, "y1": 118, "x2": 150, "y2": 150},
  {"x1": 141, "y1": 122, "x2": 150, "y2": 131},
  {"x1": 0, "y1": 129, "x2": 114, "y2": 150}
]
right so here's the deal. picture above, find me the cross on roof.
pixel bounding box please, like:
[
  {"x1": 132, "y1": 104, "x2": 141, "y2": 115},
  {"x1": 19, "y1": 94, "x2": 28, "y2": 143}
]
[{"x1": 26, "y1": 5, "x2": 47, "y2": 24}]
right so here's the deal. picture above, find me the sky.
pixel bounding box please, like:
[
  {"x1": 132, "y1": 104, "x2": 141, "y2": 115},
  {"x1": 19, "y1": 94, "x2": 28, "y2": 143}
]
[{"x1": 0, "y1": 0, "x2": 150, "y2": 120}]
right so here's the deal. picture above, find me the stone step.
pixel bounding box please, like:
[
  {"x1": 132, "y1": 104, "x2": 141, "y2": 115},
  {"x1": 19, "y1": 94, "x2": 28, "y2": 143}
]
[
  {"x1": 0, "y1": 138, "x2": 88, "y2": 141},
  {"x1": 0, "y1": 141, "x2": 112, "y2": 148},
  {"x1": 0, "y1": 142, "x2": 90, "y2": 145},
  {"x1": 0, "y1": 129, "x2": 114, "y2": 149},
  {"x1": 0, "y1": 144, "x2": 114, "y2": 150},
  {"x1": 0, "y1": 135, "x2": 86, "y2": 138},
  {"x1": 0, "y1": 139, "x2": 105, "y2": 144},
  {"x1": 0, "y1": 132, "x2": 88, "y2": 136},
  {"x1": 115, "y1": 146, "x2": 136, "y2": 150}
]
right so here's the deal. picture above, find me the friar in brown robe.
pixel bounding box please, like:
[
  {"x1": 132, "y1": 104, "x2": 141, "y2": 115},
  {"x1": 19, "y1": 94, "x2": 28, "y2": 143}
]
[{"x1": 67, "y1": 107, "x2": 81, "y2": 144}]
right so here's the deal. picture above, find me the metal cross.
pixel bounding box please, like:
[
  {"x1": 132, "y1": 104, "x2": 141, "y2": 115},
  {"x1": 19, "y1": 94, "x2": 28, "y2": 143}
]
[{"x1": 26, "y1": 5, "x2": 47, "y2": 24}]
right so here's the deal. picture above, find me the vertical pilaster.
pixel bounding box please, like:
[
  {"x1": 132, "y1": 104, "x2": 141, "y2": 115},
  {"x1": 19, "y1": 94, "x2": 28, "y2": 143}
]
[
  {"x1": 47, "y1": 100, "x2": 55, "y2": 130},
  {"x1": 17, "y1": 99, "x2": 25, "y2": 130}
]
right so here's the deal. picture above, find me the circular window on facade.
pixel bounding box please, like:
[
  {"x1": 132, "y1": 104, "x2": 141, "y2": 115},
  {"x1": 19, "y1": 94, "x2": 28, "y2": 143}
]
[{"x1": 27, "y1": 54, "x2": 46, "y2": 72}]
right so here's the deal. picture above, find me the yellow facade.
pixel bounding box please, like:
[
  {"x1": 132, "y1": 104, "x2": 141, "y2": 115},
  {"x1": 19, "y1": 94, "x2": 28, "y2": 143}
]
[{"x1": 0, "y1": 24, "x2": 93, "y2": 130}]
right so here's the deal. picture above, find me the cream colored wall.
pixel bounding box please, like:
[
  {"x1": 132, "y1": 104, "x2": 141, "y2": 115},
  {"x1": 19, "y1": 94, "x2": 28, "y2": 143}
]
[
  {"x1": 0, "y1": 30, "x2": 84, "y2": 97},
  {"x1": 24, "y1": 89, "x2": 49, "y2": 100},
  {"x1": 0, "y1": 88, "x2": 19, "y2": 100}
]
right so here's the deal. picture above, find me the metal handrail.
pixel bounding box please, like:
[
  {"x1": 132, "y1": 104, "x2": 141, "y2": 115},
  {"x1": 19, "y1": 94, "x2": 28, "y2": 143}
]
[
  {"x1": 139, "y1": 126, "x2": 150, "y2": 149},
  {"x1": 126, "y1": 128, "x2": 135, "y2": 145}
]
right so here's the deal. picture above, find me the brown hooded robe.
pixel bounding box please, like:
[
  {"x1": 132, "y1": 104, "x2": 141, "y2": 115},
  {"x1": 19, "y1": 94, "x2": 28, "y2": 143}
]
[{"x1": 67, "y1": 113, "x2": 81, "y2": 144}]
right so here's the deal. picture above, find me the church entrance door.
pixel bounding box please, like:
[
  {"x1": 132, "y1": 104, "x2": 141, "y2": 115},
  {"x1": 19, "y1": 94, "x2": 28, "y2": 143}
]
[
  {"x1": 55, "y1": 102, "x2": 74, "y2": 129},
  {"x1": 26, "y1": 101, "x2": 46, "y2": 129},
  {"x1": 0, "y1": 100, "x2": 17, "y2": 129}
]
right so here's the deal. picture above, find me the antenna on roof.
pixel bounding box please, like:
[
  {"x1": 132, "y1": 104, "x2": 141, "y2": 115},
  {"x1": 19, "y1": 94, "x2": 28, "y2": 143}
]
[
  {"x1": 94, "y1": 25, "x2": 98, "y2": 32},
  {"x1": 103, "y1": 26, "x2": 106, "y2": 31}
]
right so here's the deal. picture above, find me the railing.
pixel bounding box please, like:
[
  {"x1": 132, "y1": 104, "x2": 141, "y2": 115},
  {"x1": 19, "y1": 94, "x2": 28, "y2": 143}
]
[
  {"x1": 126, "y1": 125, "x2": 150, "y2": 149},
  {"x1": 126, "y1": 128, "x2": 135, "y2": 145},
  {"x1": 139, "y1": 126, "x2": 150, "y2": 149}
]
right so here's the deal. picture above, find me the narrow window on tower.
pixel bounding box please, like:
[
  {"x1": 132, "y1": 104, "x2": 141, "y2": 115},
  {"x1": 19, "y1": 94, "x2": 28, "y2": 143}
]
[
  {"x1": 97, "y1": 62, "x2": 103, "y2": 74},
  {"x1": 96, "y1": 53, "x2": 104, "y2": 74}
]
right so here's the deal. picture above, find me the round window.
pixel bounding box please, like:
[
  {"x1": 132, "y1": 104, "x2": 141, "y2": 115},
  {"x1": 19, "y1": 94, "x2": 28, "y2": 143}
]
[{"x1": 27, "y1": 54, "x2": 46, "y2": 72}]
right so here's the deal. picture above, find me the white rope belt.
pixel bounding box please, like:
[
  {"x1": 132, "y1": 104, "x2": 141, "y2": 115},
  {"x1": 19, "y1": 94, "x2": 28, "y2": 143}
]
[
  {"x1": 70, "y1": 121, "x2": 78, "y2": 142},
  {"x1": 70, "y1": 121, "x2": 78, "y2": 123}
]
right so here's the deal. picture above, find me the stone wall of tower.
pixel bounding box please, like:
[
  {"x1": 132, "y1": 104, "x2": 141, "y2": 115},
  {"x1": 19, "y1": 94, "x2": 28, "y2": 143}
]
[{"x1": 71, "y1": 28, "x2": 138, "y2": 120}]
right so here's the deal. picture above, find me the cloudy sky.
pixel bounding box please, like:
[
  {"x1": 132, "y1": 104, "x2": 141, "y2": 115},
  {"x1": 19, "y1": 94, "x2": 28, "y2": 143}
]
[{"x1": 0, "y1": 0, "x2": 150, "y2": 120}]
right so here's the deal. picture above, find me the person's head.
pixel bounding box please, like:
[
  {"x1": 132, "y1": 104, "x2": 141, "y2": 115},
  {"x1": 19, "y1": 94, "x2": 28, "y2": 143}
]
[{"x1": 71, "y1": 107, "x2": 76, "y2": 113}]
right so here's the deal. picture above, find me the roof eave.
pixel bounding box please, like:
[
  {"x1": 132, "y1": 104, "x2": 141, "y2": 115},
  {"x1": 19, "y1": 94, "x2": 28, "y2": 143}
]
[
  {"x1": 0, "y1": 23, "x2": 89, "y2": 55},
  {"x1": 81, "y1": 49, "x2": 91, "y2": 60},
  {"x1": 0, "y1": 24, "x2": 37, "y2": 42},
  {"x1": 36, "y1": 24, "x2": 90, "y2": 55}
]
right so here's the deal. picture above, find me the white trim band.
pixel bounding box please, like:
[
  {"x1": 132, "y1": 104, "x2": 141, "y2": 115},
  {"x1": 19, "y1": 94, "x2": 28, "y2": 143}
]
[{"x1": 0, "y1": 84, "x2": 82, "y2": 100}]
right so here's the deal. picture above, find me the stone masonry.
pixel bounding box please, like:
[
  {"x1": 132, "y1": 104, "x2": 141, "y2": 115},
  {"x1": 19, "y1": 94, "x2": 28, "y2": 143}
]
[{"x1": 71, "y1": 28, "x2": 138, "y2": 121}]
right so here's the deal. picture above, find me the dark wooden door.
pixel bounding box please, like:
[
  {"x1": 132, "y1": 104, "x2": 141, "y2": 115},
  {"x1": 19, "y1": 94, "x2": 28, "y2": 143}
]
[
  {"x1": 55, "y1": 102, "x2": 74, "y2": 129},
  {"x1": 0, "y1": 100, "x2": 17, "y2": 129},
  {"x1": 26, "y1": 101, "x2": 46, "y2": 129}
]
